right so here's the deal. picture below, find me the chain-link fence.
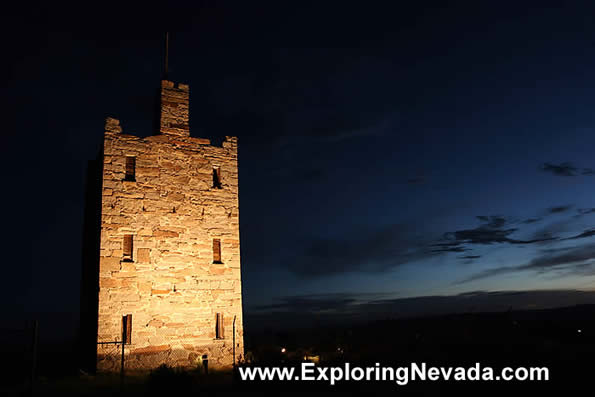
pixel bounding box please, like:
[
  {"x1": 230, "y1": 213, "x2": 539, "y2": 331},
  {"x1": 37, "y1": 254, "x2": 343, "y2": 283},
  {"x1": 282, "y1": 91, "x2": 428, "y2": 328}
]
[
  {"x1": 97, "y1": 322, "x2": 240, "y2": 375},
  {"x1": 97, "y1": 340, "x2": 124, "y2": 373}
]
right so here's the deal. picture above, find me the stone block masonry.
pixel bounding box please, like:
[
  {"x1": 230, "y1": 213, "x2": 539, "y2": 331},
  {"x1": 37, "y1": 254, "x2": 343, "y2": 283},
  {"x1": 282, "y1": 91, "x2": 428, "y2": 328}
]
[{"x1": 96, "y1": 80, "x2": 244, "y2": 372}]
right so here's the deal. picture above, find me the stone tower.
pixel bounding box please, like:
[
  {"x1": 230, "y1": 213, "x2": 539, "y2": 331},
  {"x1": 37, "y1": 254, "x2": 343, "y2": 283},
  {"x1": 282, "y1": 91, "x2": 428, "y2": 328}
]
[{"x1": 95, "y1": 80, "x2": 244, "y2": 371}]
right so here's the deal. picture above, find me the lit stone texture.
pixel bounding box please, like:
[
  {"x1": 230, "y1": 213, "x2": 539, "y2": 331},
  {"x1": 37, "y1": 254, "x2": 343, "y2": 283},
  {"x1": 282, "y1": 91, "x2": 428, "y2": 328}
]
[{"x1": 96, "y1": 80, "x2": 244, "y2": 372}]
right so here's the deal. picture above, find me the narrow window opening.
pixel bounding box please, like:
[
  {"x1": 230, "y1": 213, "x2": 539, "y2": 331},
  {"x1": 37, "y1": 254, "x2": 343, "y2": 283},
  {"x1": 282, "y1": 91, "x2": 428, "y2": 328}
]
[
  {"x1": 212, "y1": 167, "x2": 222, "y2": 189},
  {"x1": 215, "y1": 313, "x2": 224, "y2": 339},
  {"x1": 125, "y1": 156, "x2": 136, "y2": 181},
  {"x1": 123, "y1": 235, "x2": 133, "y2": 262},
  {"x1": 122, "y1": 314, "x2": 132, "y2": 344},
  {"x1": 213, "y1": 239, "x2": 222, "y2": 264}
]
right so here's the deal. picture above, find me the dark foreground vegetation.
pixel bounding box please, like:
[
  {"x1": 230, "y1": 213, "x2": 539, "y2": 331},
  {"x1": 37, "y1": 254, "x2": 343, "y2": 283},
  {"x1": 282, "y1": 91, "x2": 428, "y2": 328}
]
[{"x1": 4, "y1": 304, "x2": 595, "y2": 396}]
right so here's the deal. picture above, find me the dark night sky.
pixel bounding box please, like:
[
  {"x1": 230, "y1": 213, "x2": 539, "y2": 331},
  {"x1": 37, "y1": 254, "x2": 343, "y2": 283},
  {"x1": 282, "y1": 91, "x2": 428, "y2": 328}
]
[{"x1": 5, "y1": 1, "x2": 595, "y2": 340}]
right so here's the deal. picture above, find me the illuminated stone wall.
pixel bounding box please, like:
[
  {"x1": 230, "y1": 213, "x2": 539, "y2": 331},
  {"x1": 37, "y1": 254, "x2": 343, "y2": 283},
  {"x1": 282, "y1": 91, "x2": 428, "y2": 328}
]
[{"x1": 96, "y1": 80, "x2": 244, "y2": 371}]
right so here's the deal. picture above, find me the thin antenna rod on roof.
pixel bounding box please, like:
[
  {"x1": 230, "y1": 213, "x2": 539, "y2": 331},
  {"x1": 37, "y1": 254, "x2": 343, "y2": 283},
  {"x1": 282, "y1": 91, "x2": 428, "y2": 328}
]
[{"x1": 164, "y1": 32, "x2": 169, "y2": 80}]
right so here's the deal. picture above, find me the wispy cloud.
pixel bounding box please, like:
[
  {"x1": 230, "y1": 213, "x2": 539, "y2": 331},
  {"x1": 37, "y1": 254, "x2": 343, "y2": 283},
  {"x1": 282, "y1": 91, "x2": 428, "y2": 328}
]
[
  {"x1": 275, "y1": 111, "x2": 398, "y2": 149},
  {"x1": 522, "y1": 218, "x2": 542, "y2": 224},
  {"x1": 540, "y1": 162, "x2": 578, "y2": 176},
  {"x1": 287, "y1": 223, "x2": 438, "y2": 278},
  {"x1": 565, "y1": 229, "x2": 595, "y2": 240},
  {"x1": 437, "y1": 215, "x2": 554, "y2": 253},
  {"x1": 252, "y1": 292, "x2": 392, "y2": 313},
  {"x1": 577, "y1": 208, "x2": 595, "y2": 216},
  {"x1": 540, "y1": 162, "x2": 595, "y2": 177},
  {"x1": 431, "y1": 244, "x2": 470, "y2": 253},
  {"x1": 459, "y1": 255, "x2": 481, "y2": 260},
  {"x1": 457, "y1": 243, "x2": 595, "y2": 284},
  {"x1": 247, "y1": 290, "x2": 595, "y2": 330},
  {"x1": 548, "y1": 205, "x2": 573, "y2": 214}
]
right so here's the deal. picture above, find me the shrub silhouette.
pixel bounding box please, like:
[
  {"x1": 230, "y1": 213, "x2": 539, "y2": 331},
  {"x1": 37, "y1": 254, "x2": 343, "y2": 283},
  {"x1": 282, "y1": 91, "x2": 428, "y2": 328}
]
[{"x1": 146, "y1": 364, "x2": 193, "y2": 395}]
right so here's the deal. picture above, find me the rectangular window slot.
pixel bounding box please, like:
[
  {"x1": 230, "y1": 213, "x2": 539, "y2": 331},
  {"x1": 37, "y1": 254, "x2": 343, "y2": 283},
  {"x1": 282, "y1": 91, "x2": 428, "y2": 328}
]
[
  {"x1": 213, "y1": 239, "x2": 222, "y2": 264},
  {"x1": 122, "y1": 314, "x2": 132, "y2": 344},
  {"x1": 125, "y1": 156, "x2": 136, "y2": 181},
  {"x1": 212, "y1": 167, "x2": 222, "y2": 189},
  {"x1": 123, "y1": 235, "x2": 133, "y2": 262},
  {"x1": 215, "y1": 313, "x2": 224, "y2": 339}
]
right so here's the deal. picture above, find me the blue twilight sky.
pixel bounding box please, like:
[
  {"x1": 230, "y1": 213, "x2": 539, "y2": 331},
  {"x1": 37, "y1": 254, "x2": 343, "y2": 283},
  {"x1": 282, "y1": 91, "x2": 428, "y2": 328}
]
[{"x1": 5, "y1": 2, "x2": 595, "y2": 335}]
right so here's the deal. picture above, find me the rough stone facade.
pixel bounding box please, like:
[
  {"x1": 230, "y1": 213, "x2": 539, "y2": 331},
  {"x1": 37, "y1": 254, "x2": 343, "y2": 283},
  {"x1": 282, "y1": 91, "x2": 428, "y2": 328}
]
[{"x1": 96, "y1": 80, "x2": 244, "y2": 372}]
